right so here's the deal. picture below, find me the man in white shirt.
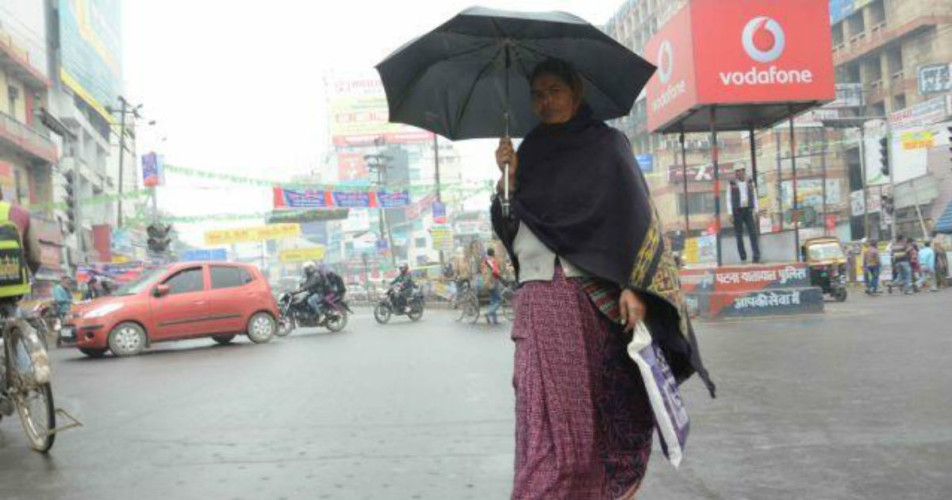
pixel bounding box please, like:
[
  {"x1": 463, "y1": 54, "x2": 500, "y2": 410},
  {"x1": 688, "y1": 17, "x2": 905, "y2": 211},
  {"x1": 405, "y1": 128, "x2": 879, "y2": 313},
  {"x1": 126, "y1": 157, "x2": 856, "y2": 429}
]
[{"x1": 727, "y1": 165, "x2": 762, "y2": 263}]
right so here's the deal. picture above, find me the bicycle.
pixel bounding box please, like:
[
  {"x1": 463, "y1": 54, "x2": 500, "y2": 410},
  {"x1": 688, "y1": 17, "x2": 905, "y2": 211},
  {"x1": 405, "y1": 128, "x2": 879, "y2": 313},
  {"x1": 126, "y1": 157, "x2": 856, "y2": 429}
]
[
  {"x1": 0, "y1": 301, "x2": 81, "y2": 452},
  {"x1": 500, "y1": 279, "x2": 517, "y2": 322},
  {"x1": 451, "y1": 279, "x2": 480, "y2": 324}
]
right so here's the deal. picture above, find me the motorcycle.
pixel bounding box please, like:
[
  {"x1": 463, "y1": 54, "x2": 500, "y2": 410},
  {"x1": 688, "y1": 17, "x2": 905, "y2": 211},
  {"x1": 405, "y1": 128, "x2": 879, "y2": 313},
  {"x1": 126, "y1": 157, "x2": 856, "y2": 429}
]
[
  {"x1": 277, "y1": 290, "x2": 351, "y2": 336},
  {"x1": 374, "y1": 284, "x2": 425, "y2": 324}
]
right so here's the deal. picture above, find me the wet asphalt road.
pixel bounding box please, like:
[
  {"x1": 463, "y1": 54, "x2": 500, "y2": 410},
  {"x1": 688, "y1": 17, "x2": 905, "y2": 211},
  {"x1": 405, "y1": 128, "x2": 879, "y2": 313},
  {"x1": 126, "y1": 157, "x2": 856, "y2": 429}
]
[{"x1": 1, "y1": 288, "x2": 950, "y2": 500}]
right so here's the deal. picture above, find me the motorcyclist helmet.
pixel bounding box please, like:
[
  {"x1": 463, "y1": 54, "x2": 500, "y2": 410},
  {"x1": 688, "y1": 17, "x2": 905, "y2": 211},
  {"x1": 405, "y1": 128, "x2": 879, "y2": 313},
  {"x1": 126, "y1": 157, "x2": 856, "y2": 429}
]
[
  {"x1": 303, "y1": 262, "x2": 317, "y2": 277},
  {"x1": 399, "y1": 264, "x2": 409, "y2": 275}
]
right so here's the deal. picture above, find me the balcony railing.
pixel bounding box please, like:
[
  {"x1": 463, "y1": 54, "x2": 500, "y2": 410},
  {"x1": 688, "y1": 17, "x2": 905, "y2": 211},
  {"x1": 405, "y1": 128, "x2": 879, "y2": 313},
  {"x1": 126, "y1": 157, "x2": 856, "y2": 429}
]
[{"x1": 0, "y1": 111, "x2": 57, "y2": 164}]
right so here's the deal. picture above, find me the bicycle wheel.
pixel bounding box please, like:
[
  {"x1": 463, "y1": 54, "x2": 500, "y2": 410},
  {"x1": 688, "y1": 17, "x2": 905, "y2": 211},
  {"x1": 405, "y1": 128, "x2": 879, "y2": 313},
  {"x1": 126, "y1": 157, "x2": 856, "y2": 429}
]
[
  {"x1": 6, "y1": 325, "x2": 55, "y2": 453},
  {"x1": 463, "y1": 292, "x2": 481, "y2": 324}
]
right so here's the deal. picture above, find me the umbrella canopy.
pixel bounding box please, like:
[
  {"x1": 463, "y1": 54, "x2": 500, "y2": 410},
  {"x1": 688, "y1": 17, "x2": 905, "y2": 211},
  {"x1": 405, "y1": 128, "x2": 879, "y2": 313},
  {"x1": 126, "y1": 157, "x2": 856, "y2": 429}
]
[{"x1": 376, "y1": 7, "x2": 656, "y2": 140}]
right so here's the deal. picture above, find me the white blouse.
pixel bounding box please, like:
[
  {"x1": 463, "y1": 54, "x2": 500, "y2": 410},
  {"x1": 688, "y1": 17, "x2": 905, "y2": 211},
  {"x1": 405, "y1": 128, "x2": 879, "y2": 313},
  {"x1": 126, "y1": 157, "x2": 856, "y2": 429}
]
[{"x1": 513, "y1": 222, "x2": 589, "y2": 283}]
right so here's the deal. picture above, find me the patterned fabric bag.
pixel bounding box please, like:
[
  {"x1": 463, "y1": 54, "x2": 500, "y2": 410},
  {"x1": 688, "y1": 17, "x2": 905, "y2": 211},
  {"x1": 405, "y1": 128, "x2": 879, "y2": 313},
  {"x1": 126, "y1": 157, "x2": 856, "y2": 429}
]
[{"x1": 627, "y1": 321, "x2": 690, "y2": 468}]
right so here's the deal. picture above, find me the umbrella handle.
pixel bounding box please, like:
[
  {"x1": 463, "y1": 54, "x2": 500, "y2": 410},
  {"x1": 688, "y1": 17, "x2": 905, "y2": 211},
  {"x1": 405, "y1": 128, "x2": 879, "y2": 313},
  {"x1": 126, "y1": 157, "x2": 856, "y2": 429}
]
[
  {"x1": 502, "y1": 110, "x2": 511, "y2": 217},
  {"x1": 503, "y1": 164, "x2": 511, "y2": 216}
]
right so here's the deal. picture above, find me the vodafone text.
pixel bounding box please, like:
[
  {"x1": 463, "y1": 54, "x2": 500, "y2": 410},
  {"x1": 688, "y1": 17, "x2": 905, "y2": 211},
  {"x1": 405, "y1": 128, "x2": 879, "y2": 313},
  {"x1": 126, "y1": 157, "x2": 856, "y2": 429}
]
[
  {"x1": 719, "y1": 66, "x2": 814, "y2": 86},
  {"x1": 651, "y1": 80, "x2": 687, "y2": 112}
]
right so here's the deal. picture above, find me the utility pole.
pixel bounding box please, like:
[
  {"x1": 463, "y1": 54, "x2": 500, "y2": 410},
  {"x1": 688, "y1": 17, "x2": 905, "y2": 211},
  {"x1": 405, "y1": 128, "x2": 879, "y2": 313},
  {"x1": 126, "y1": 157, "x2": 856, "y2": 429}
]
[
  {"x1": 365, "y1": 152, "x2": 397, "y2": 269},
  {"x1": 107, "y1": 96, "x2": 143, "y2": 229}
]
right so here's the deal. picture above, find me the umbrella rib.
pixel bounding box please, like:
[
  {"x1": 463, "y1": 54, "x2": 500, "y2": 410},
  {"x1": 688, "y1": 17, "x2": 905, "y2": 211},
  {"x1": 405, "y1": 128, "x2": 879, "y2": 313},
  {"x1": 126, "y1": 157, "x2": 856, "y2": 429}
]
[
  {"x1": 514, "y1": 41, "x2": 632, "y2": 113},
  {"x1": 451, "y1": 44, "x2": 505, "y2": 138}
]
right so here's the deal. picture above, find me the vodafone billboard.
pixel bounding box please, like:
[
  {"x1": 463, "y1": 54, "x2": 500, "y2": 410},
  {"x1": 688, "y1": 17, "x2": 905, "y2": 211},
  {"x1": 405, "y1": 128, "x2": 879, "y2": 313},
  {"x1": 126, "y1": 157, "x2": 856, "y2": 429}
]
[{"x1": 645, "y1": 0, "x2": 836, "y2": 134}]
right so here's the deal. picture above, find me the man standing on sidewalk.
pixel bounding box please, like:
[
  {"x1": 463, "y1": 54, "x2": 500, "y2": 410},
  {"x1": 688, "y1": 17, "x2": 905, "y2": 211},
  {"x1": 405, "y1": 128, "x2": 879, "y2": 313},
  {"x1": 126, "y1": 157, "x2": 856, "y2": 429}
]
[
  {"x1": 891, "y1": 235, "x2": 913, "y2": 294},
  {"x1": 918, "y1": 241, "x2": 937, "y2": 292},
  {"x1": 864, "y1": 240, "x2": 881, "y2": 295},
  {"x1": 727, "y1": 165, "x2": 762, "y2": 264}
]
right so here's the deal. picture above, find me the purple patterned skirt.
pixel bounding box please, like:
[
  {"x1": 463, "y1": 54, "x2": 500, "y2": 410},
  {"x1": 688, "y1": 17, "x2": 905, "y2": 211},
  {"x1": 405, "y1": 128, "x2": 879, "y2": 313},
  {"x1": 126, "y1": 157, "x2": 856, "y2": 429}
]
[{"x1": 511, "y1": 267, "x2": 655, "y2": 500}]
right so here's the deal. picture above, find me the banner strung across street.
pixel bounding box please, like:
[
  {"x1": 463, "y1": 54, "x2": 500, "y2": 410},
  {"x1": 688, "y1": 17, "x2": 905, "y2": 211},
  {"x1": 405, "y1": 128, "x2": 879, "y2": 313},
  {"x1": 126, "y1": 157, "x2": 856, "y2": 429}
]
[
  {"x1": 204, "y1": 224, "x2": 301, "y2": 246},
  {"x1": 273, "y1": 187, "x2": 410, "y2": 209}
]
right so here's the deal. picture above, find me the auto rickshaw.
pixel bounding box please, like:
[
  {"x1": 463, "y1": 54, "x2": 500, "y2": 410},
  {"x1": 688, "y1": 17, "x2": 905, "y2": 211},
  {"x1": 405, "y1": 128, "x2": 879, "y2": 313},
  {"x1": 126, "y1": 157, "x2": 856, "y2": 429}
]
[{"x1": 801, "y1": 237, "x2": 849, "y2": 302}]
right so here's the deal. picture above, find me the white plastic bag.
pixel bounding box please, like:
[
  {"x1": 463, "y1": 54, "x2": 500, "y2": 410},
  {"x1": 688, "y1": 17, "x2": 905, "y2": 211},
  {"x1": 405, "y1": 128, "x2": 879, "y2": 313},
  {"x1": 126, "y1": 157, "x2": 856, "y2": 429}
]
[{"x1": 627, "y1": 322, "x2": 690, "y2": 468}]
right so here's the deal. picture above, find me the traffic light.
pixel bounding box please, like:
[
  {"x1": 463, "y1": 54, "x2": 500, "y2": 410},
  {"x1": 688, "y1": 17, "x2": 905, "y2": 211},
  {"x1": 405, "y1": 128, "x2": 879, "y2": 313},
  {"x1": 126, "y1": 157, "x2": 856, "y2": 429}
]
[
  {"x1": 147, "y1": 223, "x2": 173, "y2": 254},
  {"x1": 947, "y1": 126, "x2": 952, "y2": 165},
  {"x1": 63, "y1": 170, "x2": 76, "y2": 234},
  {"x1": 879, "y1": 136, "x2": 889, "y2": 177}
]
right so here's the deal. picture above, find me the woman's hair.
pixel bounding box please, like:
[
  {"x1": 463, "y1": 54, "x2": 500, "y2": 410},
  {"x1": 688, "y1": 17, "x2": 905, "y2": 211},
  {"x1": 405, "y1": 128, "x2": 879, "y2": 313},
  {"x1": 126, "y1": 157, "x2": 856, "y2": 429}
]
[{"x1": 530, "y1": 58, "x2": 584, "y2": 99}]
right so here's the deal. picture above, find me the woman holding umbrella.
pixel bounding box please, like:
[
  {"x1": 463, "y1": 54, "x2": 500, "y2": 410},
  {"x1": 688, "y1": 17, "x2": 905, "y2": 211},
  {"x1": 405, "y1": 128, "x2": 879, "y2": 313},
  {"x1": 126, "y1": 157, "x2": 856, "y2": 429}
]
[
  {"x1": 377, "y1": 8, "x2": 713, "y2": 498},
  {"x1": 491, "y1": 58, "x2": 714, "y2": 499}
]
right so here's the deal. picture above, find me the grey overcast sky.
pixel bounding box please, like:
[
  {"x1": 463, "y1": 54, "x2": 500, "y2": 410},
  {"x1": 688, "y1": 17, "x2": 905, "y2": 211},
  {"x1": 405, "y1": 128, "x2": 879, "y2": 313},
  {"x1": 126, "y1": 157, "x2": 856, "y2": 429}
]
[{"x1": 123, "y1": 0, "x2": 627, "y2": 245}]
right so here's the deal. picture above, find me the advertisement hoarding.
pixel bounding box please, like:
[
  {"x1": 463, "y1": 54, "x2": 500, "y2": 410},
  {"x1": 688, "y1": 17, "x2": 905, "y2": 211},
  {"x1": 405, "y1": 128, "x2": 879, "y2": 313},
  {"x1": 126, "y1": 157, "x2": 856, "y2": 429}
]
[
  {"x1": 204, "y1": 224, "x2": 301, "y2": 246},
  {"x1": 58, "y1": 0, "x2": 122, "y2": 120},
  {"x1": 326, "y1": 74, "x2": 433, "y2": 147},
  {"x1": 279, "y1": 247, "x2": 326, "y2": 263},
  {"x1": 646, "y1": 0, "x2": 835, "y2": 133}
]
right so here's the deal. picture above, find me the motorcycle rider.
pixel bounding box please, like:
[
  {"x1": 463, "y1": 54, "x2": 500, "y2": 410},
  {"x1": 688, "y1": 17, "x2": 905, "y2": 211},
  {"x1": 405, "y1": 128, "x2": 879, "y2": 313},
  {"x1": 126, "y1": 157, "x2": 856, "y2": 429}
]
[
  {"x1": 390, "y1": 264, "x2": 415, "y2": 313},
  {"x1": 320, "y1": 264, "x2": 347, "y2": 303},
  {"x1": 300, "y1": 262, "x2": 328, "y2": 318}
]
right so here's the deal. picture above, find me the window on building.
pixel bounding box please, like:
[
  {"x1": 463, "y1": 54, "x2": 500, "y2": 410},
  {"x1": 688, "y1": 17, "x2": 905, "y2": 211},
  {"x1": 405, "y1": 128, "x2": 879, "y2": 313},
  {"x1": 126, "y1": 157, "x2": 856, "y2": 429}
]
[
  {"x1": 893, "y1": 94, "x2": 907, "y2": 112},
  {"x1": 415, "y1": 237, "x2": 427, "y2": 248},
  {"x1": 677, "y1": 193, "x2": 717, "y2": 215}
]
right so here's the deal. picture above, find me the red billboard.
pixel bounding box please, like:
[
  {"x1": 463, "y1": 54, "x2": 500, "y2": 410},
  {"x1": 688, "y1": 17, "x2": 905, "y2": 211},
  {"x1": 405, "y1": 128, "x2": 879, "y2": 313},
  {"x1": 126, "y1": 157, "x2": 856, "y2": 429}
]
[
  {"x1": 646, "y1": 0, "x2": 836, "y2": 133},
  {"x1": 645, "y1": 6, "x2": 698, "y2": 134}
]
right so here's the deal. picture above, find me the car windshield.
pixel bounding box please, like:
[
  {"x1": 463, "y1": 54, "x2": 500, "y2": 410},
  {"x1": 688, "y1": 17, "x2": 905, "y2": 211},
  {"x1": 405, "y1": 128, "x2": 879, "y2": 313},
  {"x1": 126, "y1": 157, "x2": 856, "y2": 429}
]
[
  {"x1": 809, "y1": 243, "x2": 845, "y2": 261},
  {"x1": 114, "y1": 266, "x2": 170, "y2": 296}
]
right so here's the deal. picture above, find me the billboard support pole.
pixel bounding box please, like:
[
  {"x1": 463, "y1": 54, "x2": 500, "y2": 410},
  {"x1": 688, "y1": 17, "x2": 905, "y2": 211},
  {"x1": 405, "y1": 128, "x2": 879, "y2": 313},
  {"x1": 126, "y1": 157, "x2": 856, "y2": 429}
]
[
  {"x1": 680, "y1": 127, "x2": 690, "y2": 236},
  {"x1": 789, "y1": 108, "x2": 801, "y2": 262},
  {"x1": 821, "y1": 126, "x2": 829, "y2": 236},
  {"x1": 749, "y1": 123, "x2": 759, "y2": 188},
  {"x1": 775, "y1": 128, "x2": 784, "y2": 232},
  {"x1": 710, "y1": 107, "x2": 722, "y2": 267},
  {"x1": 748, "y1": 122, "x2": 760, "y2": 239}
]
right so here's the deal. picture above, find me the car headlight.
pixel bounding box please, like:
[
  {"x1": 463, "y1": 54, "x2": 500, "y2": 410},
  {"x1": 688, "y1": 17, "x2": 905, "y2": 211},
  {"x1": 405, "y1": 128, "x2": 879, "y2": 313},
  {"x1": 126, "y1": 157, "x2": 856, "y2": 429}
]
[{"x1": 85, "y1": 303, "x2": 124, "y2": 319}]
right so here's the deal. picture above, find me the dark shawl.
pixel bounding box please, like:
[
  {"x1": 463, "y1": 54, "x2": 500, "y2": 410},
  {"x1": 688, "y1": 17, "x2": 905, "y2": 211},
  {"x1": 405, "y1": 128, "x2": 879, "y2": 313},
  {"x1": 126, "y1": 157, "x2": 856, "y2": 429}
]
[{"x1": 492, "y1": 105, "x2": 715, "y2": 397}]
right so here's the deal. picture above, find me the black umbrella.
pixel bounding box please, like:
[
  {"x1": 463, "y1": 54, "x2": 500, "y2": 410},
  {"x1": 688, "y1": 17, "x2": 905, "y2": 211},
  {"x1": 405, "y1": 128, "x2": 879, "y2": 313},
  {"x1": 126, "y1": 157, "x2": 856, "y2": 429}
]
[{"x1": 376, "y1": 6, "x2": 655, "y2": 209}]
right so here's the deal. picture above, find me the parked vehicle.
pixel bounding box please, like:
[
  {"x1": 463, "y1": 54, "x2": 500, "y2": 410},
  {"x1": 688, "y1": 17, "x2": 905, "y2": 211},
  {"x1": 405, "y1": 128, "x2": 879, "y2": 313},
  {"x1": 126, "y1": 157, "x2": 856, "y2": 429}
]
[
  {"x1": 802, "y1": 237, "x2": 849, "y2": 302},
  {"x1": 63, "y1": 262, "x2": 279, "y2": 357},
  {"x1": 374, "y1": 284, "x2": 425, "y2": 324},
  {"x1": 277, "y1": 290, "x2": 351, "y2": 335}
]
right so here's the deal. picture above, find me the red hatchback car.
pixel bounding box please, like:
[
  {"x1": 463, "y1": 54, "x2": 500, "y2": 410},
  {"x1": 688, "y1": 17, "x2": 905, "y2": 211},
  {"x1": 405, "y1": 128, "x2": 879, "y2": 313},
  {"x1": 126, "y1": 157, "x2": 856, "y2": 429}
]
[{"x1": 65, "y1": 262, "x2": 280, "y2": 357}]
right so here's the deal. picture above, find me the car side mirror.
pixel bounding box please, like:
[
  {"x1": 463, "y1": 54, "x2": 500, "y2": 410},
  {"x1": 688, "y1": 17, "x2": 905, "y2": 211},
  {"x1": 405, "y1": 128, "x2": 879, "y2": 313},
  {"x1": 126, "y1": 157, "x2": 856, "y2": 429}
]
[{"x1": 153, "y1": 284, "x2": 171, "y2": 298}]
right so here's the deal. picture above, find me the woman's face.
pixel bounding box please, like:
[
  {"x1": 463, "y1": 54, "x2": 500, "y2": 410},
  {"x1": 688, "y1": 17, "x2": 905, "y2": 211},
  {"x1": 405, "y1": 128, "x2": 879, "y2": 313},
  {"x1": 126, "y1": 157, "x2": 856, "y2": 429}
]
[{"x1": 531, "y1": 73, "x2": 580, "y2": 125}]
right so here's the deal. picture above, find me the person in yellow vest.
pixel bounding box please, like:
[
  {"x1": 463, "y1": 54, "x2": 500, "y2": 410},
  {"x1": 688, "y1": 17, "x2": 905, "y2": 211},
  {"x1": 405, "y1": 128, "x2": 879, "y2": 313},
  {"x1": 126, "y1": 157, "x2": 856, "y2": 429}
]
[{"x1": 0, "y1": 190, "x2": 43, "y2": 304}]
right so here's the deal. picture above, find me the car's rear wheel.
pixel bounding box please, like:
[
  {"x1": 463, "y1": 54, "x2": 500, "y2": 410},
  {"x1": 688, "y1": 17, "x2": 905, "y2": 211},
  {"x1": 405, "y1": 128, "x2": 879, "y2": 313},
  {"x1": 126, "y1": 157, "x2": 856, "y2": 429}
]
[
  {"x1": 212, "y1": 334, "x2": 236, "y2": 345},
  {"x1": 247, "y1": 313, "x2": 276, "y2": 344},
  {"x1": 108, "y1": 323, "x2": 147, "y2": 357},
  {"x1": 79, "y1": 348, "x2": 107, "y2": 358}
]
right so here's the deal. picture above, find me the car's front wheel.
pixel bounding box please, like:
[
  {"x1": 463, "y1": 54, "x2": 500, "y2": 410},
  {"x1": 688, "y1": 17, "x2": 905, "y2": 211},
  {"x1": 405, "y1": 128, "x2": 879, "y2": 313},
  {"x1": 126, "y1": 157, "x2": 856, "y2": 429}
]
[
  {"x1": 247, "y1": 313, "x2": 276, "y2": 344},
  {"x1": 108, "y1": 322, "x2": 147, "y2": 357}
]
